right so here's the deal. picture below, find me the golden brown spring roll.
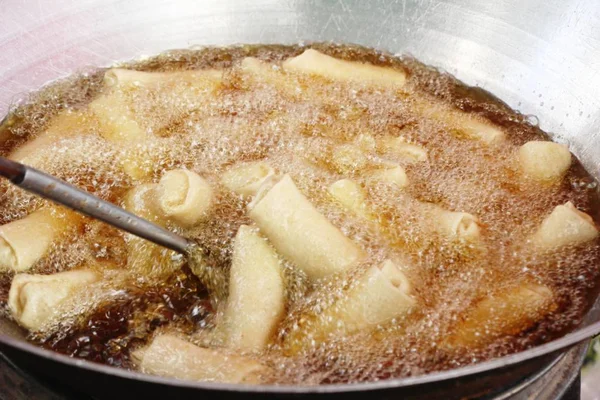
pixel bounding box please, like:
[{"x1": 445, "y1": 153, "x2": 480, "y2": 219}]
[
  {"x1": 424, "y1": 204, "x2": 482, "y2": 243},
  {"x1": 9, "y1": 111, "x2": 90, "y2": 163},
  {"x1": 285, "y1": 260, "x2": 415, "y2": 353},
  {"x1": 104, "y1": 68, "x2": 211, "y2": 86},
  {"x1": 248, "y1": 175, "x2": 365, "y2": 280},
  {"x1": 282, "y1": 49, "x2": 407, "y2": 87},
  {"x1": 155, "y1": 169, "x2": 214, "y2": 226},
  {"x1": 89, "y1": 69, "x2": 148, "y2": 144},
  {"x1": 283, "y1": 50, "x2": 500, "y2": 145},
  {"x1": 90, "y1": 94, "x2": 145, "y2": 143},
  {"x1": 220, "y1": 161, "x2": 275, "y2": 197},
  {"x1": 132, "y1": 334, "x2": 268, "y2": 384},
  {"x1": 89, "y1": 89, "x2": 148, "y2": 179},
  {"x1": 378, "y1": 136, "x2": 428, "y2": 163},
  {"x1": 444, "y1": 282, "x2": 555, "y2": 349},
  {"x1": 90, "y1": 68, "x2": 222, "y2": 179},
  {"x1": 4, "y1": 112, "x2": 86, "y2": 271},
  {"x1": 531, "y1": 202, "x2": 598, "y2": 249},
  {"x1": 123, "y1": 183, "x2": 162, "y2": 222},
  {"x1": 327, "y1": 179, "x2": 371, "y2": 219},
  {"x1": 450, "y1": 114, "x2": 505, "y2": 145},
  {"x1": 518, "y1": 141, "x2": 572, "y2": 183},
  {"x1": 238, "y1": 57, "x2": 294, "y2": 92},
  {"x1": 0, "y1": 209, "x2": 80, "y2": 273},
  {"x1": 355, "y1": 133, "x2": 377, "y2": 152},
  {"x1": 353, "y1": 134, "x2": 410, "y2": 187},
  {"x1": 8, "y1": 269, "x2": 100, "y2": 331},
  {"x1": 122, "y1": 184, "x2": 180, "y2": 276},
  {"x1": 368, "y1": 165, "x2": 409, "y2": 188},
  {"x1": 419, "y1": 102, "x2": 505, "y2": 145},
  {"x1": 221, "y1": 225, "x2": 285, "y2": 352},
  {"x1": 331, "y1": 144, "x2": 369, "y2": 174},
  {"x1": 89, "y1": 69, "x2": 153, "y2": 178},
  {"x1": 104, "y1": 68, "x2": 223, "y2": 108}
]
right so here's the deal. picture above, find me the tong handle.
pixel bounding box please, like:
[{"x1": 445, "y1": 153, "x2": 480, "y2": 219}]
[
  {"x1": 0, "y1": 157, "x2": 25, "y2": 183},
  {"x1": 0, "y1": 156, "x2": 192, "y2": 254}
]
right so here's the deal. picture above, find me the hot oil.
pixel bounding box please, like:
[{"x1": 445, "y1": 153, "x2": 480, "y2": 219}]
[
  {"x1": 32, "y1": 267, "x2": 211, "y2": 369},
  {"x1": 0, "y1": 43, "x2": 599, "y2": 385}
]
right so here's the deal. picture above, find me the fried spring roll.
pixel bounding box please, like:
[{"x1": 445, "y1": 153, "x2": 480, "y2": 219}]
[
  {"x1": 518, "y1": 141, "x2": 571, "y2": 183},
  {"x1": 155, "y1": 169, "x2": 213, "y2": 226},
  {"x1": 8, "y1": 269, "x2": 100, "y2": 331},
  {"x1": 423, "y1": 204, "x2": 482, "y2": 243},
  {"x1": 132, "y1": 334, "x2": 269, "y2": 384},
  {"x1": 420, "y1": 103, "x2": 505, "y2": 145},
  {"x1": 531, "y1": 202, "x2": 598, "y2": 249},
  {"x1": 285, "y1": 260, "x2": 415, "y2": 353},
  {"x1": 221, "y1": 225, "x2": 285, "y2": 351},
  {"x1": 248, "y1": 175, "x2": 365, "y2": 280},
  {"x1": 368, "y1": 165, "x2": 409, "y2": 188},
  {"x1": 327, "y1": 179, "x2": 371, "y2": 219},
  {"x1": 283, "y1": 49, "x2": 406, "y2": 87},
  {"x1": 0, "y1": 209, "x2": 80, "y2": 273},
  {"x1": 90, "y1": 68, "x2": 222, "y2": 179},
  {"x1": 122, "y1": 184, "x2": 180, "y2": 276},
  {"x1": 221, "y1": 161, "x2": 275, "y2": 197},
  {"x1": 379, "y1": 136, "x2": 428, "y2": 163},
  {"x1": 9, "y1": 111, "x2": 90, "y2": 163},
  {"x1": 331, "y1": 144, "x2": 369, "y2": 174},
  {"x1": 444, "y1": 282, "x2": 556, "y2": 349}
]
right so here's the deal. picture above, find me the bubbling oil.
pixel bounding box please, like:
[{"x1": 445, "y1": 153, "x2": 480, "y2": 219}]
[{"x1": 0, "y1": 43, "x2": 599, "y2": 385}]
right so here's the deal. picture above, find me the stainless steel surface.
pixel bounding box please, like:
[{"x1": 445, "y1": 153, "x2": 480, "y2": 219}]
[
  {"x1": 0, "y1": 157, "x2": 25, "y2": 182},
  {"x1": 498, "y1": 341, "x2": 587, "y2": 400},
  {"x1": 12, "y1": 161, "x2": 191, "y2": 254},
  {"x1": 0, "y1": 342, "x2": 586, "y2": 400},
  {"x1": 0, "y1": 0, "x2": 599, "y2": 397},
  {"x1": 486, "y1": 355, "x2": 563, "y2": 400}
]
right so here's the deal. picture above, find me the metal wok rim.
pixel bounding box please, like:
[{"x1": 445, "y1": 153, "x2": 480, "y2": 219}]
[
  {"x1": 1, "y1": 40, "x2": 599, "y2": 393},
  {"x1": 0, "y1": 319, "x2": 598, "y2": 394}
]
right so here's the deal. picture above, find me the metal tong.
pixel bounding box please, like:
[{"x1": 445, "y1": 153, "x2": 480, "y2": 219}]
[{"x1": 0, "y1": 156, "x2": 193, "y2": 254}]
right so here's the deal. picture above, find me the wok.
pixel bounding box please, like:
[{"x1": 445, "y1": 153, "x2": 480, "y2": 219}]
[{"x1": 1, "y1": 0, "x2": 600, "y2": 398}]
